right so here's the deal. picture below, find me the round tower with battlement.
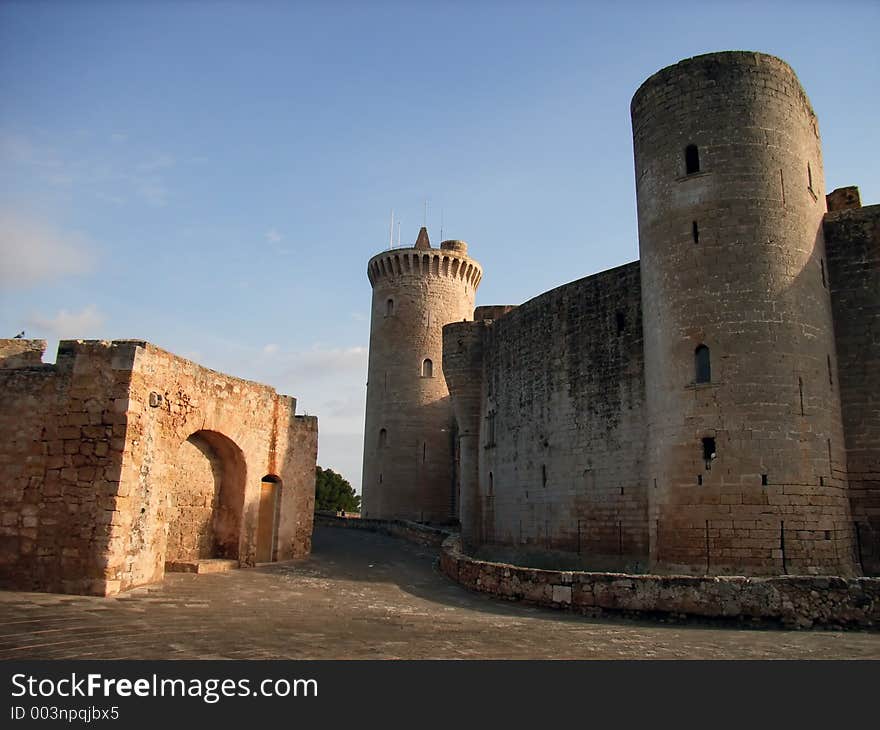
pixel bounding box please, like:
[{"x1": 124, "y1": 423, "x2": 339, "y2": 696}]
[
  {"x1": 361, "y1": 228, "x2": 482, "y2": 523},
  {"x1": 632, "y1": 51, "x2": 856, "y2": 576}
]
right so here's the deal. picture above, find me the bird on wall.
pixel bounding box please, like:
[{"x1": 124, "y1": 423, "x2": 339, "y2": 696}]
[{"x1": 12, "y1": 331, "x2": 25, "y2": 339}]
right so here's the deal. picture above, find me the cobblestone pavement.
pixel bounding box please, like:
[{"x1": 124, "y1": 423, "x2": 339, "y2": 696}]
[{"x1": 1, "y1": 527, "x2": 878, "y2": 659}]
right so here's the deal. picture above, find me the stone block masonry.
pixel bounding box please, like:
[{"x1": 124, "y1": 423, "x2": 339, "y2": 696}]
[
  {"x1": 444, "y1": 262, "x2": 647, "y2": 569},
  {"x1": 0, "y1": 339, "x2": 318, "y2": 596},
  {"x1": 825, "y1": 202, "x2": 880, "y2": 573},
  {"x1": 440, "y1": 535, "x2": 880, "y2": 629}
]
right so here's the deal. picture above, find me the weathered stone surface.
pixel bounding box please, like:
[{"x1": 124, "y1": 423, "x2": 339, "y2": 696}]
[
  {"x1": 0, "y1": 339, "x2": 318, "y2": 596},
  {"x1": 440, "y1": 535, "x2": 880, "y2": 628},
  {"x1": 361, "y1": 230, "x2": 482, "y2": 524}
]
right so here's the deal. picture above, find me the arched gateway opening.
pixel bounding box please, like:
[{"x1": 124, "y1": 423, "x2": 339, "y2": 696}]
[{"x1": 164, "y1": 430, "x2": 246, "y2": 566}]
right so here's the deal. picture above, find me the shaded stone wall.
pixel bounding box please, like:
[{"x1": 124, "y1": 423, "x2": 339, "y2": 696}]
[
  {"x1": 825, "y1": 203, "x2": 880, "y2": 574},
  {"x1": 0, "y1": 339, "x2": 318, "y2": 596},
  {"x1": 361, "y1": 233, "x2": 481, "y2": 523},
  {"x1": 164, "y1": 434, "x2": 220, "y2": 562},
  {"x1": 444, "y1": 262, "x2": 648, "y2": 570},
  {"x1": 632, "y1": 51, "x2": 855, "y2": 576}
]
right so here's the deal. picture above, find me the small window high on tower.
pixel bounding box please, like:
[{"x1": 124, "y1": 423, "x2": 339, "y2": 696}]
[
  {"x1": 421, "y1": 358, "x2": 433, "y2": 378},
  {"x1": 695, "y1": 344, "x2": 711, "y2": 384},
  {"x1": 685, "y1": 144, "x2": 700, "y2": 175}
]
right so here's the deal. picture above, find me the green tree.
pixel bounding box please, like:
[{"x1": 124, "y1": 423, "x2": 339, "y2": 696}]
[{"x1": 314, "y1": 466, "x2": 361, "y2": 513}]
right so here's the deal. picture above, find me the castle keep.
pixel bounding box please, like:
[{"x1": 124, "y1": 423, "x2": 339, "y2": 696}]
[
  {"x1": 361, "y1": 229, "x2": 482, "y2": 523},
  {"x1": 366, "y1": 52, "x2": 880, "y2": 577},
  {"x1": 0, "y1": 339, "x2": 318, "y2": 595}
]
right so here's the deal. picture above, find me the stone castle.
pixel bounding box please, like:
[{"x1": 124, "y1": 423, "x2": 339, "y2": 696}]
[
  {"x1": 361, "y1": 51, "x2": 879, "y2": 578},
  {"x1": 0, "y1": 339, "x2": 318, "y2": 595}
]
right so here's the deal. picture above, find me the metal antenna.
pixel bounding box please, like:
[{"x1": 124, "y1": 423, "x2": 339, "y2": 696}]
[
  {"x1": 440, "y1": 208, "x2": 444, "y2": 241},
  {"x1": 397, "y1": 220, "x2": 401, "y2": 247},
  {"x1": 424, "y1": 199, "x2": 428, "y2": 227},
  {"x1": 389, "y1": 209, "x2": 394, "y2": 249}
]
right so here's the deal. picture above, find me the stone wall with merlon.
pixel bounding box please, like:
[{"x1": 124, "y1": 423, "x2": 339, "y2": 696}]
[{"x1": 825, "y1": 204, "x2": 880, "y2": 574}]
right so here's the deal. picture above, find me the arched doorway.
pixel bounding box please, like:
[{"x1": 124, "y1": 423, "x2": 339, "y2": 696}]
[
  {"x1": 256, "y1": 475, "x2": 282, "y2": 563},
  {"x1": 165, "y1": 430, "x2": 246, "y2": 565}
]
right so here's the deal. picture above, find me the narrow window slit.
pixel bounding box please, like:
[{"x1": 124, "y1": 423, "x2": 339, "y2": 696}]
[
  {"x1": 685, "y1": 144, "x2": 700, "y2": 175},
  {"x1": 695, "y1": 344, "x2": 711, "y2": 384}
]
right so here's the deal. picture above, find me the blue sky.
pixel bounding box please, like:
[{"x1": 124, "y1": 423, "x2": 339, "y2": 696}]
[{"x1": 1, "y1": 1, "x2": 878, "y2": 493}]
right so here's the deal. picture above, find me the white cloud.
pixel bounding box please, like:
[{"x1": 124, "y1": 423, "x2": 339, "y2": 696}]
[
  {"x1": 262, "y1": 343, "x2": 280, "y2": 355},
  {"x1": 0, "y1": 211, "x2": 95, "y2": 287},
  {"x1": 25, "y1": 305, "x2": 105, "y2": 339},
  {"x1": 265, "y1": 228, "x2": 282, "y2": 244},
  {"x1": 282, "y1": 345, "x2": 368, "y2": 379}
]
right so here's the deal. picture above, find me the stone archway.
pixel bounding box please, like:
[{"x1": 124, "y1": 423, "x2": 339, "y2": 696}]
[{"x1": 164, "y1": 430, "x2": 247, "y2": 566}]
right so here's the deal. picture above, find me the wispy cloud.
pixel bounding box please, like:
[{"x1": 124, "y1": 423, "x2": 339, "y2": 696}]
[
  {"x1": 265, "y1": 228, "x2": 282, "y2": 245},
  {"x1": 282, "y1": 344, "x2": 368, "y2": 379},
  {"x1": 25, "y1": 305, "x2": 105, "y2": 339},
  {"x1": 0, "y1": 131, "x2": 175, "y2": 208},
  {"x1": 262, "y1": 343, "x2": 280, "y2": 355},
  {"x1": 0, "y1": 211, "x2": 95, "y2": 287}
]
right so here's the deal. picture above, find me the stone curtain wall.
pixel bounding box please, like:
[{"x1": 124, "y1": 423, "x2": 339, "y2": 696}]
[
  {"x1": 446, "y1": 262, "x2": 648, "y2": 570},
  {"x1": 0, "y1": 339, "x2": 318, "y2": 596},
  {"x1": 440, "y1": 536, "x2": 880, "y2": 628},
  {"x1": 825, "y1": 204, "x2": 880, "y2": 574}
]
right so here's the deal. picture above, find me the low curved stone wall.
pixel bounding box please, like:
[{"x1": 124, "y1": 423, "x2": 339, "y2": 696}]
[
  {"x1": 440, "y1": 535, "x2": 880, "y2": 629},
  {"x1": 314, "y1": 513, "x2": 452, "y2": 548}
]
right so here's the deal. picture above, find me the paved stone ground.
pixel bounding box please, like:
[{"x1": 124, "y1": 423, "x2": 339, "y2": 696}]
[{"x1": 1, "y1": 527, "x2": 878, "y2": 659}]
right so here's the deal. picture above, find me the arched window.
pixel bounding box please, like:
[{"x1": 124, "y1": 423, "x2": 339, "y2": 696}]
[
  {"x1": 385, "y1": 298, "x2": 394, "y2": 316},
  {"x1": 378, "y1": 428, "x2": 387, "y2": 448},
  {"x1": 685, "y1": 144, "x2": 700, "y2": 175},
  {"x1": 695, "y1": 344, "x2": 711, "y2": 384},
  {"x1": 421, "y1": 358, "x2": 433, "y2": 377}
]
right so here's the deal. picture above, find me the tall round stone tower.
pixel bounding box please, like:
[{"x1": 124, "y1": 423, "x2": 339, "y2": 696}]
[
  {"x1": 361, "y1": 228, "x2": 482, "y2": 523},
  {"x1": 632, "y1": 51, "x2": 856, "y2": 576}
]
